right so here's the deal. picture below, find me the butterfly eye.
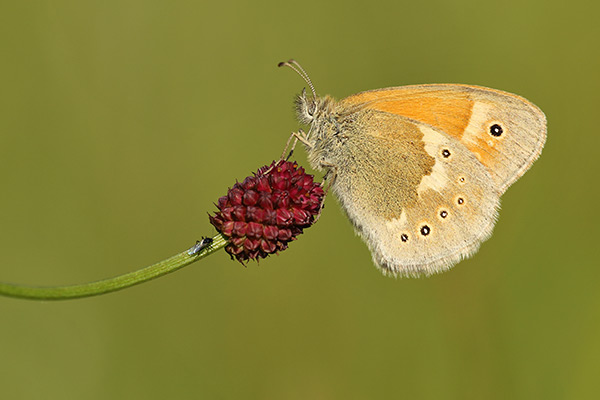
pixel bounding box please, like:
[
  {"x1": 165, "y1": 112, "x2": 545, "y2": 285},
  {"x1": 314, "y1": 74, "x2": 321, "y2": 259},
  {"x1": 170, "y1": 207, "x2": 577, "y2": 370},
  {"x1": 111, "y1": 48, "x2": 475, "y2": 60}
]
[
  {"x1": 490, "y1": 124, "x2": 503, "y2": 137},
  {"x1": 304, "y1": 99, "x2": 316, "y2": 117}
]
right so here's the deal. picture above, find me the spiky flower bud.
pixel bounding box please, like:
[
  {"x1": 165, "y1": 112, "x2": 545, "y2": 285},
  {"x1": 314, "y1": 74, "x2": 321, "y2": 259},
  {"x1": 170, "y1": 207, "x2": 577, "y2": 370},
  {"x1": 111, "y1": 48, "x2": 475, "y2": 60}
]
[{"x1": 209, "y1": 160, "x2": 324, "y2": 263}]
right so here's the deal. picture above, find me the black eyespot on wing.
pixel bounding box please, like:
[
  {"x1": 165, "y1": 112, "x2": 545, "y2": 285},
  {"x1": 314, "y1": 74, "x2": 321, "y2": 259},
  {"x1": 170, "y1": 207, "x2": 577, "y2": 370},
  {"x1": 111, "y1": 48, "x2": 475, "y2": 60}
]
[
  {"x1": 401, "y1": 233, "x2": 409, "y2": 242},
  {"x1": 490, "y1": 124, "x2": 503, "y2": 137},
  {"x1": 442, "y1": 149, "x2": 451, "y2": 158},
  {"x1": 420, "y1": 225, "x2": 430, "y2": 236}
]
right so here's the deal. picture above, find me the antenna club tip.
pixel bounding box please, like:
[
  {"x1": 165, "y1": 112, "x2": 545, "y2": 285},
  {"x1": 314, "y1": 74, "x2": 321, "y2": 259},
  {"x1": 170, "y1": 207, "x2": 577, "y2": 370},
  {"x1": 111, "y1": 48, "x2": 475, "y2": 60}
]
[{"x1": 277, "y1": 59, "x2": 317, "y2": 98}]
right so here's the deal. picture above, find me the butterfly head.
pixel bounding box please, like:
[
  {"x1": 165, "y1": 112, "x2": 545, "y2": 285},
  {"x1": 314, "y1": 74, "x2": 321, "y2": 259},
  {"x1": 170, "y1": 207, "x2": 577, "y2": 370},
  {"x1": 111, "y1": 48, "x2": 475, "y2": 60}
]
[{"x1": 294, "y1": 88, "x2": 320, "y2": 125}]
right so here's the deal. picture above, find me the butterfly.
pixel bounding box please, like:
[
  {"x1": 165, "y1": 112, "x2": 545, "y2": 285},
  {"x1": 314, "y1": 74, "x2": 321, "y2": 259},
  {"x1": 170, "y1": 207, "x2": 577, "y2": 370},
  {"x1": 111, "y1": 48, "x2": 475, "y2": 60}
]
[{"x1": 279, "y1": 60, "x2": 546, "y2": 277}]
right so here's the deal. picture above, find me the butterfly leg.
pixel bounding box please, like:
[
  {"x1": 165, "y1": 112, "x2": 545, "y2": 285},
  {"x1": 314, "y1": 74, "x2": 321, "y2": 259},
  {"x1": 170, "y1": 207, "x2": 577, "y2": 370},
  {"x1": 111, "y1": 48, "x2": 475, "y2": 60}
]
[
  {"x1": 313, "y1": 162, "x2": 337, "y2": 222},
  {"x1": 261, "y1": 130, "x2": 313, "y2": 176},
  {"x1": 280, "y1": 129, "x2": 312, "y2": 161}
]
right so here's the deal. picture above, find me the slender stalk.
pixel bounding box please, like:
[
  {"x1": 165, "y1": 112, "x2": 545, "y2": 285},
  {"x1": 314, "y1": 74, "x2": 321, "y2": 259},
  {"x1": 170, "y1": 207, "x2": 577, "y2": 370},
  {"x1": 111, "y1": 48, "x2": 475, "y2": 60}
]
[{"x1": 0, "y1": 233, "x2": 227, "y2": 301}]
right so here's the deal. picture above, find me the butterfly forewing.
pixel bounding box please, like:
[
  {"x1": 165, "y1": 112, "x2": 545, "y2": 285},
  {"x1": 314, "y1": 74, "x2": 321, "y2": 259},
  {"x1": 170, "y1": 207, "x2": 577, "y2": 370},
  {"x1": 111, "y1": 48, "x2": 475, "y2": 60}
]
[{"x1": 341, "y1": 84, "x2": 546, "y2": 193}]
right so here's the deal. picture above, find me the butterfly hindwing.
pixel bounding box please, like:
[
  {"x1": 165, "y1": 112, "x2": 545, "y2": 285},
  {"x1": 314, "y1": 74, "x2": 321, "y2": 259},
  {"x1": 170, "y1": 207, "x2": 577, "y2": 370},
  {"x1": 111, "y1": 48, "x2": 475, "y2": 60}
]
[{"x1": 329, "y1": 109, "x2": 499, "y2": 276}]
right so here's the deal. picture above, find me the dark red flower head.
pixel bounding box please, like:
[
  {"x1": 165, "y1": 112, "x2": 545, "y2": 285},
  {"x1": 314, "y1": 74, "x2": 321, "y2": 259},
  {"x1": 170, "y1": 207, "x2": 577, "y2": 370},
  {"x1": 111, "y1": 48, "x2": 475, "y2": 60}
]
[{"x1": 209, "y1": 160, "x2": 325, "y2": 263}]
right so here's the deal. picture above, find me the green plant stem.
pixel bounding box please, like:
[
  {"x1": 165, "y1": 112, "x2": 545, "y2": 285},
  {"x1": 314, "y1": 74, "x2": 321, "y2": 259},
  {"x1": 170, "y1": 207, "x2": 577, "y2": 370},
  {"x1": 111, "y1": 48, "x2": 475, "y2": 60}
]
[{"x1": 0, "y1": 233, "x2": 228, "y2": 301}]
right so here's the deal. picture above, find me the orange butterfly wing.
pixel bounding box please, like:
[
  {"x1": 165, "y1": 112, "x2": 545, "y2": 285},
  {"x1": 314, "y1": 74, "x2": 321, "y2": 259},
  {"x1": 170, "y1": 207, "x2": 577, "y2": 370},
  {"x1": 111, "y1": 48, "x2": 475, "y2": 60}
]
[{"x1": 341, "y1": 84, "x2": 547, "y2": 193}]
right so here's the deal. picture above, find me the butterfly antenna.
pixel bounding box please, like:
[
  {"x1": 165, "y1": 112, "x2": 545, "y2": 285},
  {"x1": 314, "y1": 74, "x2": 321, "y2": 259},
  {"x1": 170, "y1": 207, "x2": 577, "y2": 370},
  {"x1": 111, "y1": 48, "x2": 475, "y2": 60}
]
[
  {"x1": 278, "y1": 59, "x2": 317, "y2": 100},
  {"x1": 287, "y1": 59, "x2": 316, "y2": 99}
]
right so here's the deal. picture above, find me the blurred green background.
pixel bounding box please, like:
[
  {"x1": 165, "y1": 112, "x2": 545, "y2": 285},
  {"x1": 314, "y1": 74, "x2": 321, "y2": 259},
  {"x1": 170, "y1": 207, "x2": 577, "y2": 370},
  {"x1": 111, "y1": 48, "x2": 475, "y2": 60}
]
[{"x1": 0, "y1": 0, "x2": 598, "y2": 399}]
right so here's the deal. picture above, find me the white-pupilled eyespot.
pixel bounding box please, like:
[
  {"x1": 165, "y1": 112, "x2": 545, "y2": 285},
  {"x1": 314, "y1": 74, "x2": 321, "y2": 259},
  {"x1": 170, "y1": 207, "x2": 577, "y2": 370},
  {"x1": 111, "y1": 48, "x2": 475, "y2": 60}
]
[{"x1": 490, "y1": 123, "x2": 504, "y2": 137}]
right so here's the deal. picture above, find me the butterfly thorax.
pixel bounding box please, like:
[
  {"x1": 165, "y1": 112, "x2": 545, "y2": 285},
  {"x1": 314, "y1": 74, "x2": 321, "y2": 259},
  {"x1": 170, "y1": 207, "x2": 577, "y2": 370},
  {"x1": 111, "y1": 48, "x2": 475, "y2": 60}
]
[{"x1": 295, "y1": 93, "x2": 362, "y2": 172}]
